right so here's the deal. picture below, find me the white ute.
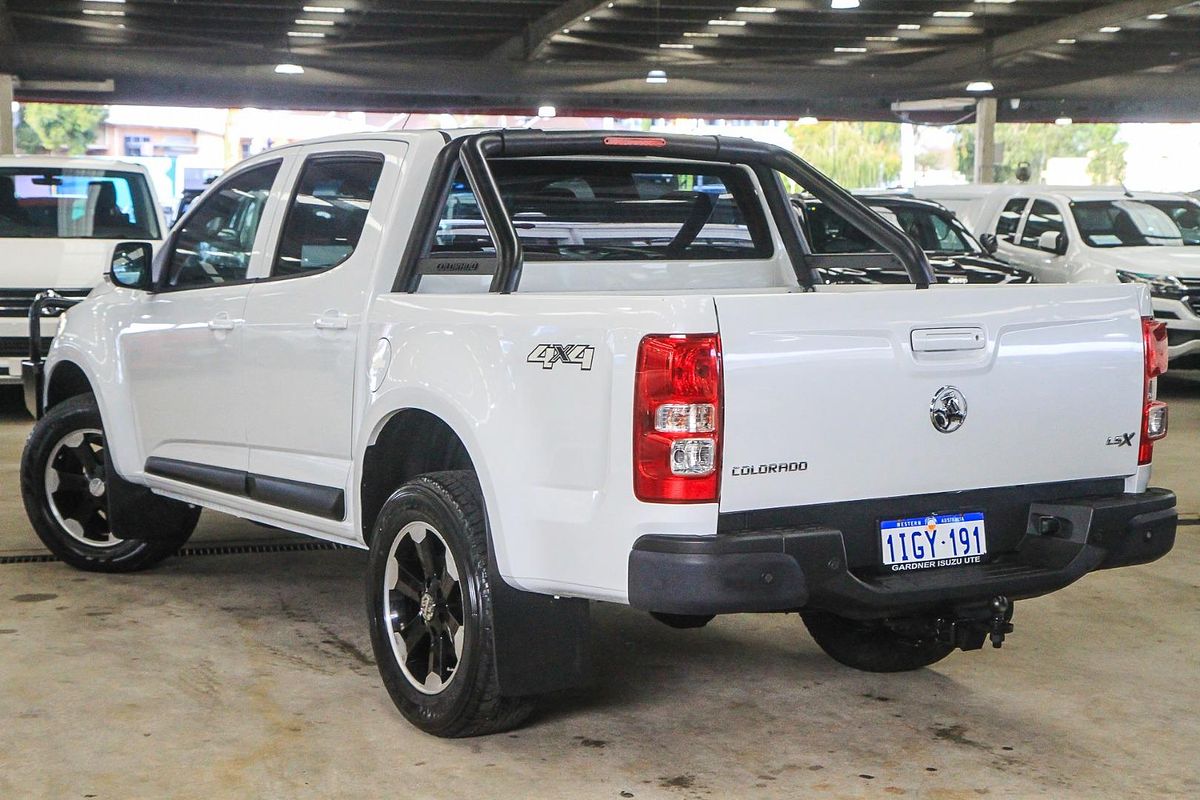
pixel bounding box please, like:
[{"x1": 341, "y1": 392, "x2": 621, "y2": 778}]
[
  {"x1": 20, "y1": 131, "x2": 1177, "y2": 737},
  {"x1": 0, "y1": 156, "x2": 164, "y2": 385},
  {"x1": 914, "y1": 185, "x2": 1200, "y2": 367}
]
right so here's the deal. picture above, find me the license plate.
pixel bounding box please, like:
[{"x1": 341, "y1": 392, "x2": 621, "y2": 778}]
[{"x1": 879, "y1": 512, "x2": 987, "y2": 571}]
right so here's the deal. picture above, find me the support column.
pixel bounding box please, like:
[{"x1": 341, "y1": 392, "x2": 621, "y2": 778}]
[
  {"x1": 973, "y1": 96, "x2": 997, "y2": 184},
  {"x1": 0, "y1": 74, "x2": 14, "y2": 155}
]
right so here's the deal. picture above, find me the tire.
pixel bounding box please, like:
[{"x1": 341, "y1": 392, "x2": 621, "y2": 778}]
[
  {"x1": 801, "y1": 611, "x2": 955, "y2": 673},
  {"x1": 20, "y1": 394, "x2": 199, "y2": 572},
  {"x1": 366, "y1": 470, "x2": 535, "y2": 737}
]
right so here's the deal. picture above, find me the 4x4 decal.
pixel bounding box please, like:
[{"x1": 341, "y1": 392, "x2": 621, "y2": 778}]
[{"x1": 527, "y1": 344, "x2": 595, "y2": 371}]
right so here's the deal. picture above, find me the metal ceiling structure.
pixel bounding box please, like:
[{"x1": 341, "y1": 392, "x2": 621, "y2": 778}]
[{"x1": 1, "y1": 0, "x2": 1199, "y2": 121}]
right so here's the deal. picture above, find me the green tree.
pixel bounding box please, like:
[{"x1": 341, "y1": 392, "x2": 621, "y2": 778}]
[
  {"x1": 14, "y1": 119, "x2": 45, "y2": 154},
  {"x1": 954, "y1": 123, "x2": 1126, "y2": 184},
  {"x1": 18, "y1": 103, "x2": 108, "y2": 155},
  {"x1": 787, "y1": 121, "x2": 903, "y2": 189}
]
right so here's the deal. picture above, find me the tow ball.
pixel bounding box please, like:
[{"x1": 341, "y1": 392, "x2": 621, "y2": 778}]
[{"x1": 936, "y1": 595, "x2": 1015, "y2": 651}]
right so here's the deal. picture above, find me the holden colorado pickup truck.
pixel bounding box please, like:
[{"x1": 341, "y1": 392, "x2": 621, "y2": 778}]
[{"x1": 20, "y1": 130, "x2": 1177, "y2": 737}]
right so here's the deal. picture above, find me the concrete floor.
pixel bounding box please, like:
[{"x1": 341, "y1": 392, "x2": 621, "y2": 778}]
[{"x1": 1, "y1": 381, "x2": 1198, "y2": 799}]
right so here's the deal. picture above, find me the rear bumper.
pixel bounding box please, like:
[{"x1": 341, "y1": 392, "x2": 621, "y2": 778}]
[{"x1": 628, "y1": 488, "x2": 1176, "y2": 619}]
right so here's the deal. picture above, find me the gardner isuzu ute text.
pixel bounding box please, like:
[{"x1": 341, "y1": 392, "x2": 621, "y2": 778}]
[{"x1": 20, "y1": 130, "x2": 1176, "y2": 737}]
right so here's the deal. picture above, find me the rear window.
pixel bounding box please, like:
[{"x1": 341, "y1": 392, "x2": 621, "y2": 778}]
[
  {"x1": 432, "y1": 159, "x2": 772, "y2": 261},
  {"x1": 0, "y1": 167, "x2": 160, "y2": 240}
]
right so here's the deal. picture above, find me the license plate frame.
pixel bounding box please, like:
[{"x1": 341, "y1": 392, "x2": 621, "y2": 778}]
[{"x1": 878, "y1": 511, "x2": 988, "y2": 572}]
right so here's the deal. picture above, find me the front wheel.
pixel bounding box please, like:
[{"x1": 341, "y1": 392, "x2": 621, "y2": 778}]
[
  {"x1": 366, "y1": 471, "x2": 535, "y2": 737},
  {"x1": 801, "y1": 611, "x2": 955, "y2": 673},
  {"x1": 20, "y1": 394, "x2": 199, "y2": 572}
]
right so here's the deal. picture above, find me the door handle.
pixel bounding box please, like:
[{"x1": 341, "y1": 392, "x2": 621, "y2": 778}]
[
  {"x1": 314, "y1": 311, "x2": 349, "y2": 331},
  {"x1": 207, "y1": 316, "x2": 238, "y2": 332},
  {"x1": 911, "y1": 327, "x2": 985, "y2": 353}
]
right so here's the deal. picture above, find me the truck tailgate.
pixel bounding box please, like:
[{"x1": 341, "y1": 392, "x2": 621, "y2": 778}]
[{"x1": 716, "y1": 284, "x2": 1146, "y2": 513}]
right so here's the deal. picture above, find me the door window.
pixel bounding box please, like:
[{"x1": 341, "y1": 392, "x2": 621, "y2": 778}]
[
  {"x1": 162, "y1": 161, "x2": 281, "y2": 289},
  {"x1": 272, "y1": 155, "x2": 385, "y2": 277},
  {"x1": 995, "y1": 198, "x2": 1028, "y2": 240},
  {"x1": 1019, "y1": 200, "x2": 1065, "y2": 250}
]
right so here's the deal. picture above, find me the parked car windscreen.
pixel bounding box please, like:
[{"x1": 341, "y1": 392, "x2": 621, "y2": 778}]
[
  {"x1": 805, "y1": 201, "x2": 977, "y2": 256},
  {"x1": 433, "y1": 159, "x2": 773, "y2": 261},
  {"x1": 1070, "y1": 200, "x2": 1191, "y2": 248},
  {"x1": 0, "y1": 167, "x2": 160, "y2": 240},
  {"x1": 1140, "y1": 199, "x2": 1200, "y2": 245}
]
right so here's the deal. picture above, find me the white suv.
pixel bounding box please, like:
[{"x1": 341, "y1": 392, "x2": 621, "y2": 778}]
[
  {"x1": 913, "y1": 185, "x2": 1200, "y2": 367},
  {"x1": 0, "y1": 156, "x2": 165, "y2": 385}
]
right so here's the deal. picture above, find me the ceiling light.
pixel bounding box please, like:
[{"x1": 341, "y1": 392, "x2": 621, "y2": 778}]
[
  {"x1": 537, "y1": 105, "x2": 556, "y2": 117},
  {"x1": 1146, "y1": 13, "x2": 1168, "y2": 20},
  {"x1": 562, "y1": 27, "x2": 571, "y2": 33},
  {"x1": 934, "y1": 11, "x2": 974, "y2": 17},
  {"x1": 834, "y1": 46, "x2": 867, "y2": 53},
  {"x1": 831, "y1": 0, "x2": 860, "y2": 8},
  {"x1": 965, "y1": 80, "x2": 994, "y2": 92},
  {"x1": 898, "y1": 23, "x2": 921, "y2": 30},
  {"x1": 287, "y1": 30, "x2": 326, "y2": 37},
  {"x1": 796, "y1": 116, "x2": 820, "y2": 125},
  {"x1": 583, "y1": 15, "x2": 592, "y2": 21},
  {"x1": 1055, "y1": 117, "x2": 1073, "y2": 126},
  {"x1": 302, "y1": 5, "x2": 346, "y2": 12},
  {"x1": 295, "y1": 19, "x2": 335, "y2": 25},
  {"x1": 708, "y1": 19, "x2": 747, "y2": 26},
  {"x1": 646, "y1": 69, "x2": 668, "y2": 84},
  {"x1": 82, "y1": 8, "x2": 125, "y2": 15},
  {"x1": 1057, "y1": 38, "x2": 1077, "y2": 44},
  {"x1": 274, "y1": 63, "x2": 305, "y2": 74},
  {"x1": 683, "y1": 31, "x2": 719, "y2": 37},
  {"x1": 660, "y1": 42, "x2": 694, "y2": 49},
  {"x1": 1099, "y1": 25, "x2": 1121, "y2": 33},
  {"x1": 87, "y1": 0, "x2": 126, "y2": 3},
  {"x1": 736, "y1": 6, "x2": 777, "y2": 12},
  {"x1": 865, "y1": 36, "x2": 899, "y2": 41}
]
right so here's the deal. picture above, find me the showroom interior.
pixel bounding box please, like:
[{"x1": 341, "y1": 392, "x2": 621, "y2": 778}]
[{"x1": 1, "y1": 1, "x2": 1198, "y2": 798}]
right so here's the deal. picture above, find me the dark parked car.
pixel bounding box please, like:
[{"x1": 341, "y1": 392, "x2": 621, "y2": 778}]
[{"x1": 796, "y1": 194, "x2": 1036, "y2": 285}]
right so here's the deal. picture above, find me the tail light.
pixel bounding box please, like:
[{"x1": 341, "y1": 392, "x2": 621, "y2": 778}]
[
  {"x1": 634, "y1": 334, "x2": 722, "y2": 502},
  {"x1": 1140, "y1": 318, "x2": 1168, "y2": 465}
]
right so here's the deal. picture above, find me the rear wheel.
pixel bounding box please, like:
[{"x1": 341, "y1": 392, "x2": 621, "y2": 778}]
[
  {"x1": 366, "y1": 471, "x2": 535, "y2": 737},
  {"x1": 20, "y1": 394, "x2": 199, "y2": 572},
  {"x1": 801, "y1": 611, "x2": 955, "y2": 673}
]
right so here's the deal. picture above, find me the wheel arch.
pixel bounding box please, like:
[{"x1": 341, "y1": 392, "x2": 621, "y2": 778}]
[
  {"x1": 359, "y1": 407, "x2": 477, "y2": 545},
  {"x1": 45, "y1": 359, "x2": 95, "y2": 409}
]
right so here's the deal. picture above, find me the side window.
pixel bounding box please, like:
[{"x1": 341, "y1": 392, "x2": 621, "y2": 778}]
[
  {"x1": 272, "y1": 155, "x2": 384, "y2": 277},
  {"x1": 1020, "y1": 200, "x2": 1066, "y2": 249},
  {"x1": 164, "y1": 162, "x2": 281, "y2": 289},
  {"x1": 995, "y1": 198, "x2": 1028, "y2": 240}
]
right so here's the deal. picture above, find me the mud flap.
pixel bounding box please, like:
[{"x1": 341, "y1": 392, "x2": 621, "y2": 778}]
[{"x1": 485, "y1": 533, "x2": 592, "y2": 697}]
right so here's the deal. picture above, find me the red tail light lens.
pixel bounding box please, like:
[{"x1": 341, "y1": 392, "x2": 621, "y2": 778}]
[
  {"x1": 634, "y1": 334, "x2": 722, "y2": 502},
  {"x1": 1140, "y1": 318, "x2": 1169, "y2": 465}
]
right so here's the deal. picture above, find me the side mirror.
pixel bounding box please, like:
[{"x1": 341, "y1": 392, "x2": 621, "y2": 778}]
[
  {"x1": 109, "y1": 241, "x2": 154, "y2": 290},
  {"x1": 979, "y1": 233, "x2": 999, "y2": 255},
  {"x1": 1038, "y1": 230, "x2": 1068, "y2": 256}
]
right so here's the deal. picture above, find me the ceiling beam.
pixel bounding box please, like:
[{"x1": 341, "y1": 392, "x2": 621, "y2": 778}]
[
  {"x1": 492, "y1": 0, "x2": 610, "y2": 60},
  {"x1": 908, "y1": 0, "x2": 1189, "y2": 74},
  {"x1": 4, "y1": 43, "x2": 1200, "y2": 123}
]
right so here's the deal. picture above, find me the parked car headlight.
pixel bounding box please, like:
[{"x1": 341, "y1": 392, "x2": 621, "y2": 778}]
[{"x1": 1116, "y1": 270, "x2": 1188, "y2": 300}]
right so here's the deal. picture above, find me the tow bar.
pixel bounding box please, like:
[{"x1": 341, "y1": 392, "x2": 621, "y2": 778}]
[{"x1": 936, "y1": 595, "x2": 1015, "y2": 651}]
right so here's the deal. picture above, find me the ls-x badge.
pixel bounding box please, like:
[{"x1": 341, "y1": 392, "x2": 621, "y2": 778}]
[{"x1": 930, "y1": 386, "x2": 967, "y2": 434}]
